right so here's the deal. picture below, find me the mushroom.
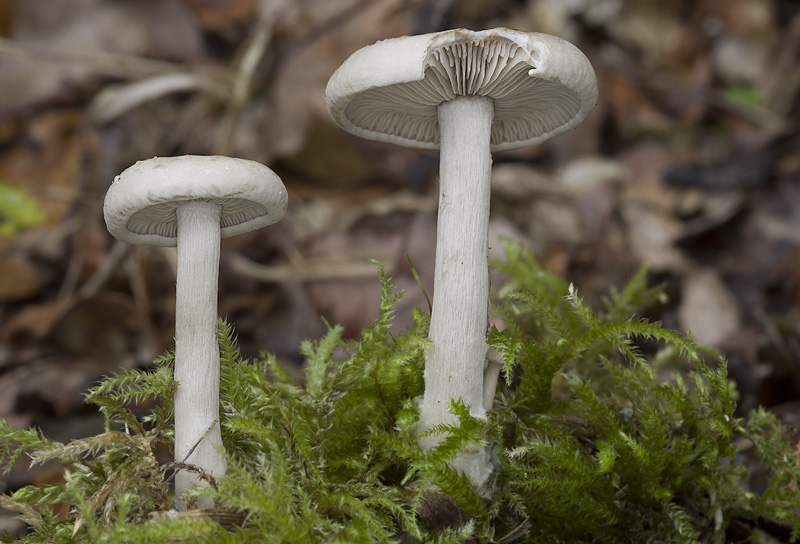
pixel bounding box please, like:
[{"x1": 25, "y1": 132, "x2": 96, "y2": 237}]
[
  {"x1": 103, "y1": 155, "x2": 287, "y2": 505},
  {"x1": 325, "y1": 28, "x2": 597, "y2": 493}
]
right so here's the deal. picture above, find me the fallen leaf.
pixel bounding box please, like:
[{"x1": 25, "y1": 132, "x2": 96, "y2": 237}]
[
  {"x1": 305, "y1": 212, "x2": 435, "y2": 335},
  {"x1": 49, "y1": 293, "x2": 157, "y2": 368},
  {"x1": 1, "y1": 297, "x2": 75, "y2": 343},
  {"x1": 1, "y1": 0, "x2": 203, "y2": 110},
  {"x1": 556, "y1": 156, "x2": 628, "y2": 239},
  {"x1": 527, "y1": 199, "x2": 583, "y2": 253},
  {"x1": 0, "y1": 355, "x2": 109, "y2": 420},
  {"x1": 0, "y1": 254, "x2": 45, "y2": 301},
  {"x1": 621, "y1": 204, "x2": 689, "y2": 273},
  {"x1": 678, "y1": 267, "x2": 742, "y2": 347},
  {"x1": 491, "y1": 163, "x2": 564, "y2": 200},
  {"x1": 182, "y1": 0, "x2": 255, "y2": 30},
  {"x1": 260, "y1": 0, "x2": 414, "y2": 161}
]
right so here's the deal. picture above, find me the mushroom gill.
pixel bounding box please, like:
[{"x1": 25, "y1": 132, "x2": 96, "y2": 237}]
[{"x1": 342, "y1": 33, "x2": 583, "y2": 149}]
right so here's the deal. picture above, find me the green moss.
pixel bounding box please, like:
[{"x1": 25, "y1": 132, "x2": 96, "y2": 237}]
[
  {"x1": 0, "y1": 184, "x2": 45, "y2": 237},
  {"x1": 2, "y1": 245, "x2": 799, "y2": 543}
]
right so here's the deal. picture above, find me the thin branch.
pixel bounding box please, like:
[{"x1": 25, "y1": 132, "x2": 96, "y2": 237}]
[{"x1": 0, "y1": 36, "x2": 229, "y2": 82}]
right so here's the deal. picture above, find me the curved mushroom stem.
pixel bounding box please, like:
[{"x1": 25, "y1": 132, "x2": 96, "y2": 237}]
[
  {"x1": 174, "y1": 200, "x2": 226, "y2": 507},
  {"x1": 419, "y1": 95, "x2": 494, "y2": 495}
]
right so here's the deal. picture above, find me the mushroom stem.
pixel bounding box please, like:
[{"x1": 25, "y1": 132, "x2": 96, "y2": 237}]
[
  {"x1": 419, "y1": 95, "x2": 494, "y2": 492},
  {"x1": 174, "y1": 200, "x2": 227, "y2": 505}
]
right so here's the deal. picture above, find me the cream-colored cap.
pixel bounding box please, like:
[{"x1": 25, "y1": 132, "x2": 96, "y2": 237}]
[{"x1": 104, "y1": 155, "x2": 287, "y2": 247}]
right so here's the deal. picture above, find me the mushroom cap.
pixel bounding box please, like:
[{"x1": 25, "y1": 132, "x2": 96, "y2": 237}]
[
  {"x1": 104, "y1": 155, "x2": 287, "y2": 247},
  {"x1": 325, "y1": 28, "x2": 598, "y2": 152}
]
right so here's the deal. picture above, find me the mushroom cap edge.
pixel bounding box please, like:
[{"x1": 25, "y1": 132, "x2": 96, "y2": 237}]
[
  {"x1": 103, "y1": 155, "x2": 288, "y2": 247},
  {"x1": 324, "y1": 27, "x2": 598, "y2": 152}
]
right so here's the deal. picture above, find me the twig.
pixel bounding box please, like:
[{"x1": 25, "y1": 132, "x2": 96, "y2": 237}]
[
  {"x1": 493, "y1": 518, "x2": 532, "y2": 543},
  {"x1": 163, "y1": 419, "x2": 220, "y2": 486},
  {"x1": 216, "y1": 22, "x2": 273, "y2": 155},
  {"x1": 276, "y1": 0, "x2": 379, "y2": 64},
  {"x1": 229, "y1": 252, "x2": 397, "y2": 283},
  {"x1": 0, "y1": 36, "x2": 229, "y2": 82},
  {"x1": 165, "y1": 462, "x2": 219, "y2": 490},
  {"x1": 78, "y1": 240, "x2": 129, "y2": 300},
  {"x1": 89, "y1": 73, "x2": 229, "y2": 124},
  {"x1": 407, "y1": 255, "x2": 432, "y2": 314},
  {"x1": 181, "y1": 419, "x2": 220, "y2": 465}
]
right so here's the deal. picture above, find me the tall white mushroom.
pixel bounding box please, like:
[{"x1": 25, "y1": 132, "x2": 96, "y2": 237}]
[
  {"x1": 103, "y1": 155, "x2": 287, "y2": 506},
  {"x1": 325, "y1": 28, "x2": 597, "y2": 494}
]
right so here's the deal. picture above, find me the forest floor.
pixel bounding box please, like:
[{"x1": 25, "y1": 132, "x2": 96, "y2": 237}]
[{"x1": 1, "y1": 0, "x2": 799, "y2": 536}]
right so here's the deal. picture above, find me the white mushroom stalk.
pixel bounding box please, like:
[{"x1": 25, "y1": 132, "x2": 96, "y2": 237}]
[
  {"x1": 419, "y1": 95, "x2": 495, "y2": 492},
  {"x1": 325, "y1": 28, "x2": 598, "y2": 495},
  {"x1": 174, "y1": 200, "x2": 226, "y2": 502},
  {"x1": 423, "y1": 95, "x2": 493, "y2": 435},
  {"x1": 103, "y1": 156, "x2": 287, "y2": 507}
]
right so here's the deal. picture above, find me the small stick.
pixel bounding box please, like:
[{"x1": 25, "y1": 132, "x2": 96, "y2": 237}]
[
  {"x1": 163, "y1": 419, "x2": 220, "y2": 486},
  {"x1": 483, "y1": 349, "x2": 503, "y2": 411},
  {"x1": 181, "y1": 419, "x2": 219, "y2": 465}
]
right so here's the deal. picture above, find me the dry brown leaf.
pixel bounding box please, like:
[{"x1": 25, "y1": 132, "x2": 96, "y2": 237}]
[
  {"x1": 0, "y1": 254, "x2": 45, "y2": 302},
  {"x1": 276, "y1": 117, "x2": 375, "y2": 188},
  {"x1": 259, "y1": 0, "x2": 414, "y2": 161},
  {"x1": 678, "y1": 267, "x2": 742, "y2": 348},
  {"x1": 527, "y1": 199, "x2": 583, "y2": 255},
  {"x1": 621, "y1": 204, "x2": 688, "y2": 273},
  {"x1": 1, "y1": 0, "x2": 202, "y2": 111},
  {"x1": 0, "y1": 0, "x2": 12, "y2": 38},
  {"x1": 488, "y1": 219, "x2": 530, "y2": 263},
  {"x1": 618, "y1": 142, "x2": 693, "y2": 213},
  {"x1": 521, "y1": 0, "x2": 622, "y2": 42},
  {"x1": 49, "y1": 293, "x2": 156, "y2": 368},
  {"x1": 305, "y1": 212, "x2": 435, "y2": 335},
  {"x1": 0, "y1": 356, "x2": 109, "y2": 419},
  {"x1": 607, "y1": 3, "x2": 694, "y2": 70},
  {"x1": 491, "y1": 163, "x2": 565, "y2": 200},
  {"x1": 1, "y1": 298, "x2": 75, "y2": 343},
  {"x1": 556, "y1": 156, "x2": 628, "y2": 240},
  {"x1": 603, "y1": 70, "x2": 673, "y2": 140},
  {"x1": 704, "y1": 0, "x2": 776, "y2": 84},
  {"x1": 0, "y1": 111, "x2": 84, "y2": 231},
  {"x1": 89, "y1": 73, "x2": 230, "y2": 124},
  {"x1": 182, "y1": 0, "x2": 256, "y2": 30}
]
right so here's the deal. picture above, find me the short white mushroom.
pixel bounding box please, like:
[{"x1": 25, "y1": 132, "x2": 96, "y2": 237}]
[
  {"x1": 103, "y1": 155, "x2": 287, "y2": 506},
  {"x1": 325, "y1": 28, "x2": 597, "y2": 494}
]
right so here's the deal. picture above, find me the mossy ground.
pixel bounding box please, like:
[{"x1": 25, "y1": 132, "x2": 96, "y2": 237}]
[{"x1": 2, "y1": 243, "x2": 799, "y2": 543}]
